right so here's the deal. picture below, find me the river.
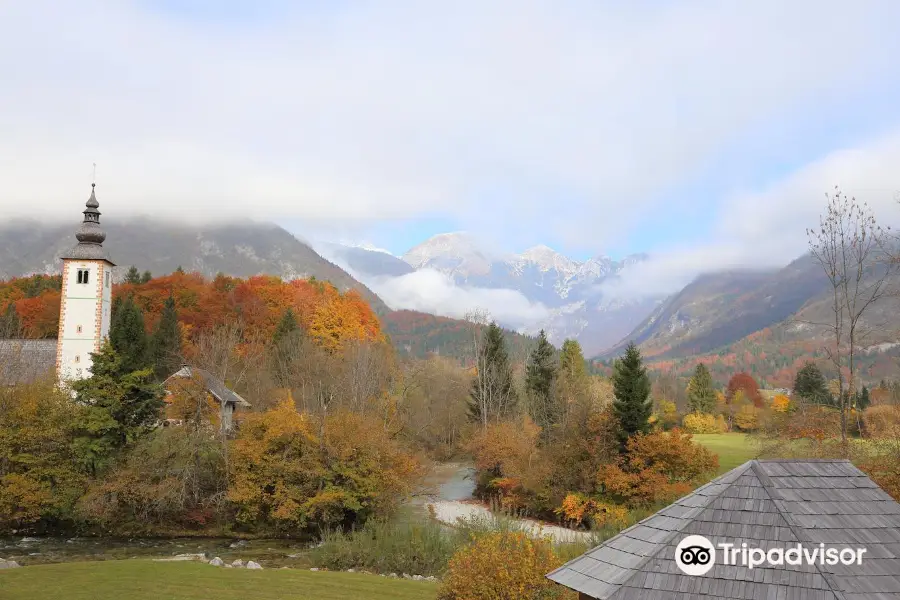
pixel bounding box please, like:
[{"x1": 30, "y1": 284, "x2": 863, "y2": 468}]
[{"x1": 0, "y1": 463, "x2": 591, "y2": 566}]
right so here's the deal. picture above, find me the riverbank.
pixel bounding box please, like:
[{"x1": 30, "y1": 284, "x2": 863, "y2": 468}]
[{"x1": 426, "y1": 500, "x2": 595, "y2": 544}]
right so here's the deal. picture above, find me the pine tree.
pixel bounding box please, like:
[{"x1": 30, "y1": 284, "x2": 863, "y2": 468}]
[
  {"x1": 140, "y1": 270, "x2": 153, "y2": 284},
  {"x1": 793, "y1": 362, "x2": 830, "y2": 405},
  {"x1": 175, "y1": 265, "x2": 185, "y2": 274},
  {"x1": 109, "y1": 295, "x2": 151, "y2": 375},
  {"x1": 0, "y1": 303, "x2": 21, "y2": 338},
  {"x1": 151, "y1": 295, "x2": 182, "y2": 380},
  {"x1": 611, "y1": 341, "x2": 652, "y2": 445},
  {"x1": 526, "y1": 330, "x2": 558, "y2": 437},
  {"x1": 469, "y1": 322, "x2": 516, "y2": 426},
  {"x1": 124, "y1": 265, "x2": 142, "y2": 284},
  {"x1": 71, "y1": 340, "x2": 165, "y2": 475},
  {"x1": 273, "y1": 308, "x2": 300, "y2": 346},
  {"x1": 687, "y1": 363, "x2": 717, "y2": 413},
  {"x1": 856, "y1": 385, "x2": 871, "y2": 410}
]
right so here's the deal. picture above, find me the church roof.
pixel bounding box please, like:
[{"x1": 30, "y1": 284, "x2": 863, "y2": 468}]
[
  {"x1": 60, "y1": 184, "x2": 115, "y2": 265},
  {"x1": 547, "y1": 459, "x2": 900, "y2": 600},
  {"x1": 0, "y1": 339, "x2": 56, "y2": 385},
  {"x1": 164, "y1": 365, "x2": 251, "y2": 408}
]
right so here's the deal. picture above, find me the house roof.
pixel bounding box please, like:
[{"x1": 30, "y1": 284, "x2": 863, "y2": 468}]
[
  {"x1": 165, "y1": 365, "x2": 251, "y2": 408},
  {"x1": 547, "y1": 459, "x2": 900, "y2": 600},
  {"x1": 0, "y1": 339, "x2": 56, "y2": 385}
]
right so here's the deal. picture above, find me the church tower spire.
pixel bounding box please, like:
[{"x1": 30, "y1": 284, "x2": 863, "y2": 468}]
[{"x1": 56, "y1": 182, "x2": 116, "y2": 385}]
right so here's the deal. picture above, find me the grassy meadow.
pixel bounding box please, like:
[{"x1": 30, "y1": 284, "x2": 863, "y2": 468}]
[
  {"x1": 0, "y1": 560, "x2": 439, "y2": 600},
  {"x1": 691, "y1": 433, "x2": 758, "y2": 472}
]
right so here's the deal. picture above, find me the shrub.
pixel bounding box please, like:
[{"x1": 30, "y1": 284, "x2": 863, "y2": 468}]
[
  {"x1": 438, "y1": 531, "x2": 574, "y2": 600},
  {"x1": 555, "y1": 493, "x2": 629, "y2": 530},
  {"x1": 595, "y1": 429, "x2": 718, "y2": 507},
  {"x1": 858, "y1": 442, "x2": 900, "y2": 501},
  {"x1": 682, "y1": 412, "x2": 719, "y2": 434},
  {"x1": 862, "y1": 405, "x2": 900, "y2": 439},
  {"x1": 733, "y1": 404, "x2": 760, "y2": 431},
  {"x1": 311, "y1": 518, "x2": 462, "y2": 577},
  {"x1": 77, "y1": 427, "x2": 227, "y2": 530}
]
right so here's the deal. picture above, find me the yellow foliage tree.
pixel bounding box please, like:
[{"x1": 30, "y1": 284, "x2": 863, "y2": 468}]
[
  {"x1": 0, "y1": 380, "x2": 86, "y2": 531},
  {"x1": 438, "y1": 531, "x2": 574, "y2": 600},
  {"x1": 771, "y1": 394, "x2": 791, "y2": 413},
  {"x1": 228, "y1": 399, "x2": 423, "y2": 532},
  {"x1": 308, "y1": 290, "x2": 383, "y2": 353}
]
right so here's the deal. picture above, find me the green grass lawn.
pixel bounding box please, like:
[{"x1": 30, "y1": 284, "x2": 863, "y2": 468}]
[
  {"x1": 691, "y1": 433, "x2": 758, "y2": 473},
  {"x1": 0, "y1": 560, "x2": 439, "y2": 600}
]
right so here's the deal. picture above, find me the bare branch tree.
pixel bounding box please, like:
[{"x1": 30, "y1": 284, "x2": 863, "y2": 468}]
[{"x1": 806, "y1": 187, "x2": 894, "y2": 451}]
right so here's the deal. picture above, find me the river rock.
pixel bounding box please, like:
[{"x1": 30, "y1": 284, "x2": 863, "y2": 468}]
[
  {"x1": 154, "y1": 553, "x2": 207, "y2": 562},
  {"x1": 0, "y1": 560, "x2": 21, "y2": 569},
  {"x1": 229, "y1": 540, "x2": 248, "y2": 549},
  {"x1": 231, "y1": 559, "x2": 244, "y2": 568},
  {"x1": 209, "y1": 557, "x2": 224, "y2": 567},
  {"x1": 224, "y1": 564, "x2": 233, "y2": 568},
  {"x1": 309, "y1": 567, "x2": 319, "y2": 571},
  {"x1": 246, "y1": 561, "x2": 263, "y2": 570}
]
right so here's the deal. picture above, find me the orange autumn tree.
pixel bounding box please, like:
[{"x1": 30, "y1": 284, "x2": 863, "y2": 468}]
[{"x1": 596, "y1": 429, "x2": 718, "y2": 507}]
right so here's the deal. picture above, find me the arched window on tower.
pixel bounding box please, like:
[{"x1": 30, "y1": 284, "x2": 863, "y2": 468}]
[{"x1": 77, "y1": 269, "x2": 90, "y2": 284}]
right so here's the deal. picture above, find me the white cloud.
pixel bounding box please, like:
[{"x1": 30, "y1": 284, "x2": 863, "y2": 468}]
[
  {"x1": 599, "y1": 130, "x2": 900, "y2": 300},
  {"x1": 368, "y1": 269, "x2": 551, "y2": 328},
  {"x1": 314, "y1": 241, "x2": 549, "y2": 328},
  {"x1": 2, "y1": 0, "x2": 899, "y2": 249}
]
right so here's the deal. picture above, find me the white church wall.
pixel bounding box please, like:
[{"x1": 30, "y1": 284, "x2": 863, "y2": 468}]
[{"x1": 57, "y1": 260, "x2": 110, "y2": 383}]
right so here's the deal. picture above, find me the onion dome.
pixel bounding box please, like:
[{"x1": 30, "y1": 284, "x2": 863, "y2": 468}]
[{"x1": 60, "y1": 183, "x2": 115, "y2": 264}]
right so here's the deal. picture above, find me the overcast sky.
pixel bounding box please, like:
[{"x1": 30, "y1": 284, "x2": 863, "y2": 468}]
[{"x1": 3, "y1": 1, "x2": 900, "y2": 316}]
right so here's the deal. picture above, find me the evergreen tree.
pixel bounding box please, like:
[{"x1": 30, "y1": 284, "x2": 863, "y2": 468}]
[
  {"x1": 793, "y1": 362, "x2": 831, "y2": 405},
  {"x1": 0, "y1": 303, "x2": 21, "y2": 338},
  {"x1": 273, "y1": 308, "x2": 300, "y2": 346},
  {"x1": 151, "y1": 295, "x2": 182, "y2": 380},
  {"x1": 525, "y1": 330, "x2": 558, "y2": 437},
  {"x1": 687, "y1": 363, "x2": 717, "y2": 413},
  {"x1": 109, "y1": 295, "x2": 151, "y2": 375},
  {"x1": 611, "y1": 341, "x2": 652, "y2": 445},
  {"x1": 469, "y1": 322, "x2": 516, "y2": 425},
  {"x1": 140, "y1": 270, "x2": 153, "y2": 284},
  {"x1": 71, "y1": 340, "x2": 164, "y2": 475},
  {"x1": 124, "y1": 265, "x2": 142, "y2": 284},
  {"x1": 856, "y1": 385, "x2": 871, "y2": 410},
  {"x1": 175, "y1": 265, "x2": 185, "y2": 274}
]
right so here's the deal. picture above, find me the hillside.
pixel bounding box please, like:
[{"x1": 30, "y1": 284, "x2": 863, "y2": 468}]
[
  {"x1": 602, "y1": 254, "x2": 829, "y2": 360},
  {"x1": 0, "y1": 218, "x2": 389, "y2": 315},
  {"x1": 595, "y1": 253, "x2": 900, "y2": 387},
  {"x1": 383, "y1": 309, "x2": 537, "y2": 361}
]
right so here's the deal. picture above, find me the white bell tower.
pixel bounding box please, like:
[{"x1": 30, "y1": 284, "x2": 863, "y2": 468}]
[{"x1": 56, "y1": 183, "x2": 115, "y2": 384}]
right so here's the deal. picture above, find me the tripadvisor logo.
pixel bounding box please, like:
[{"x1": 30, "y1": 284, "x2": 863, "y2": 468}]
[{"x1": 675, "y1": 535, "x2": 867, "y2": 576}]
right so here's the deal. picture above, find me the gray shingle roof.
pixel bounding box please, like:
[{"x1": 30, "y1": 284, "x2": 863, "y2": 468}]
[
  {"x1": 547, "y1": 459, "x2": 900, "y2": 600},
  {"x1": 165, "y1": 365, "x2": 251, "y2": 408},
  {"x1": 0, "y1": 339, "x2": 56, "y2": 385}
]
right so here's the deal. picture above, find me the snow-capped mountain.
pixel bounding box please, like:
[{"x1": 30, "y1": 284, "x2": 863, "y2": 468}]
[
  {"x1": 393, "y1": 234, "x2": 664, "y2": 354},
  {"x1": 401, "y1": 232, "x2": 493, "y2": 277}
]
